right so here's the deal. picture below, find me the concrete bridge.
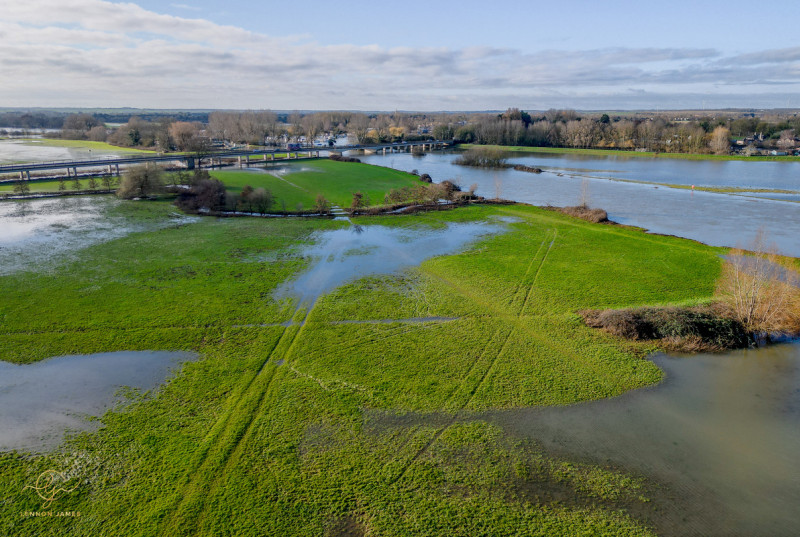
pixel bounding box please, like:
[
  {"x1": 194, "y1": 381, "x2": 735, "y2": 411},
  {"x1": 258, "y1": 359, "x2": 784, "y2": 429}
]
[{"x1": 0, "y1": 140, "x2": 453, "y2": 183}]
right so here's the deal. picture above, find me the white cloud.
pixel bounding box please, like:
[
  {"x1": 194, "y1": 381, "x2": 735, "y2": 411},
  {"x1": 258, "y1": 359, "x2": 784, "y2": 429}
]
[{"x1": 1, "y1": 0, "x2": 799, "y2": 109}]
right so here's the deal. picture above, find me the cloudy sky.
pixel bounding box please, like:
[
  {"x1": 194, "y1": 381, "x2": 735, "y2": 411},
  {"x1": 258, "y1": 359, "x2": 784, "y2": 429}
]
[{"x1": 2, "y1": 0, "x2": 800, "y2": 111}]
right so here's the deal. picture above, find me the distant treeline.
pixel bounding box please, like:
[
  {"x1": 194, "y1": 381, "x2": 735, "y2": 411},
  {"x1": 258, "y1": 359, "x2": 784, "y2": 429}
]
[
  {"x1": 447, "y1": 109, "x2": 800, "y2": 154},
  {"x1": 4, "y1": 107, "x2": 798, "y2": 155}
]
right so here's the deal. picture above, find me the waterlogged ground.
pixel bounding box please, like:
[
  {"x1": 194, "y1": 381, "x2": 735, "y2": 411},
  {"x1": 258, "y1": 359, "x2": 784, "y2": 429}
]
[
  {"x1": 275, "y1": 219, "x2": 509, "y2": 305},
  {"x1": 0, "y1": 351, "x2": 196, "y2": 452},
  {"x1": 357, "y1": 151, "x2": 800, "y2": 256},
  {"x1": 0, "y1": 198, "x2": 797, "y2": 536},
  {"x1": 0, "y1": 138, "x2": 148, "y2": 164},
  {"x1": 484, "y1": 342, "x2": 800, "y2": 537},
  {"x1": 0, "y1": 196, "x2": 197, "y2": 275}
]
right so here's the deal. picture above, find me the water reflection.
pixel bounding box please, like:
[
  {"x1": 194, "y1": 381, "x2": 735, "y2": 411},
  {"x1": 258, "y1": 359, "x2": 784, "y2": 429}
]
[
  {"x1": 0, "y1": 350, "x2": 197, "y2": 452},
  {"x1": 357, "y1": 151, "x2": 800, "y2": 257},
  {"x1": 0, "y1": 197, "x2": 197, "y2": 275},
  {"x1": 275, "y1": 220, "x2": 506, "y2": 305}
]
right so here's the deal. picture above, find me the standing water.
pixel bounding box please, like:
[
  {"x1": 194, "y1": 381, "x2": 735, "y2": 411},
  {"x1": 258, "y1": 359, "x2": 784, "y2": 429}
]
[
  {"x1": 486, "y1": 342, "x2": 800, "y2": 537},
  {"x1": 0, "y1": 351, "x2": 197, "y2": 452}
]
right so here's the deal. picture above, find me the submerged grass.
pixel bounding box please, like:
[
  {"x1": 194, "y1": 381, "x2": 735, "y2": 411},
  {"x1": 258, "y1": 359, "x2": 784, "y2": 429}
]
[
  {"x1": 0, "y1": 196, "x2": 727, "y2": 535},
  {"x1": 19, "y1": 138, "x2": 155, "y2": 153}
]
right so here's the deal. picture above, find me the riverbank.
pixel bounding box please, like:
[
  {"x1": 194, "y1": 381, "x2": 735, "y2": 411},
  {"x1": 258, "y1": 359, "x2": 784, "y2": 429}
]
[{"x1": 458, "y1": 143, "x2": 800, "y2": 162}]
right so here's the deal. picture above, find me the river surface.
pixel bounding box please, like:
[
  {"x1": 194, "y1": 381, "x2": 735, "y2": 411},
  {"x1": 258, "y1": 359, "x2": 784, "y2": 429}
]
[
  {"x1": 357, "y1": 151, "x2": 800, "y2": 257},
  {"x1": 0, "y1": 351, "x2": 197, "y2": 452}
]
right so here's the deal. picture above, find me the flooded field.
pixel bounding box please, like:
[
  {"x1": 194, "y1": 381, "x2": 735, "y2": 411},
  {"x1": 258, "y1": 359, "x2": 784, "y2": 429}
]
[
  {"x1": 275, "y1": 219, "x2": 508, "y2": 305},
  {"x1": 0, "y1": 350, "x2": 197, "y2": 452},
  {"x1": 0, "y1": 196, "x2": 196, "y2": 275},
  {"x1": 484, "y1": 342, "x2": 800, "y2": 536},
  {"x1": 358, "y1": 151, "x2": 800, "y2": 256},
  {"x1": 0, "y1": 138, "x2": 135, "y2": 164}
]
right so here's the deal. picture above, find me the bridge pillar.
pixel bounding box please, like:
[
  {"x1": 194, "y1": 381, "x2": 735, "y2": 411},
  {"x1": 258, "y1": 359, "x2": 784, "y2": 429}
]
[
  {"x1": 115, "y1": 164, "x2": 120, "y2": 176},
  {"x1": 186, "y1": 157, "x2": 195, "y2": 170},
  {"x1": 73, "y1": 167, "x2": 78, "y2": 177},
  {"x1": 246, "y1": 155, "x2": 250, "y2": 167},
  {"x1": 316, "y1": 151, "x2": 320, "y2": 158}
]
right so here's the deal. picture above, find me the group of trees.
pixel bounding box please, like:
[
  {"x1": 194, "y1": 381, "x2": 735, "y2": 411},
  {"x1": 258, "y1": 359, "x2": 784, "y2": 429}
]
[
  {"x1": 10, "y1": 107, "x2": 798, "y2": 157},
  {"x1": 445, "y1": 108, "x2": 799, "y2": 155}
]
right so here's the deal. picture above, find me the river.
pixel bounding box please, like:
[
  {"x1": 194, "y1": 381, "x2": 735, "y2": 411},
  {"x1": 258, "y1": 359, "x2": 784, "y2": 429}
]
[{"x1": 357, "y1": 150, "x2": 800, "y2": 257}]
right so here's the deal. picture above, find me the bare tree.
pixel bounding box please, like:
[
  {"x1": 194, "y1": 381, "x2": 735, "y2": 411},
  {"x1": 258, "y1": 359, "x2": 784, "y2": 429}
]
[
  {"x1": 314, "y1": 194, "x2": 331, "y2": 215},
  {"x1": 350, "y1": 114, "x2": 371, "y2": 144},
  {"x1": 716, "y1": 230, "x2": 800, "y2": 335},
  {"x1": 709, "y1": 126, "x2": 731, "y2": 155},
  {"x1": 169, "y1": 121, "x2": 201, "y2": 151},
  {"x1": 12, "y1": 180, "x2": 30, "y2": 196}
]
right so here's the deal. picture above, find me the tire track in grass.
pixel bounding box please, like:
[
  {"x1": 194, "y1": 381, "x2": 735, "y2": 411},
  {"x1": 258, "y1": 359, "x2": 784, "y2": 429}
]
[
  {"x1": 162, "y1": 303, "x2": 316, "y2": 535},
  {"x1": 509, "y1": 228, "x2": 551, "y2": 313},
  {"x1": 387, "y1": 325, "x2": 511, "y2": 485},
  {"x1": 389, "y1": 224, "x2": 559, "y2": 485},
  {"x1": 519, "y1": 229, "x2": 558, "y2": 317}
]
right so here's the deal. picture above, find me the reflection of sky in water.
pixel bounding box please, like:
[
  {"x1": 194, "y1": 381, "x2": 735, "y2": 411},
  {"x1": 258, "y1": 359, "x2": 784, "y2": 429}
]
[
  {"x1": 0, "y1": 138, "x2": 136, "y2": 163},
  {"x1": 357, "y1": 152, "x2": 800, "y2": 257},
  {"x1": 275, "y1": 220, "x2": 507, "y2": 304},
  {"x1": 0, "y1": 351, "x2": 196, "y2": 452},
  {"x1": 486, "y1": 342, "x2": 800, "y2": 537},
  {"x1": 0, "y1": 197, "x2": 197, "y2": 275}
]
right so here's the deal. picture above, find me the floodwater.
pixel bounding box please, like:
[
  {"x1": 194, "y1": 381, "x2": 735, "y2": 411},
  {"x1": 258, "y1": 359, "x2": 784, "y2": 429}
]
[
  {"x1": 510, "y1": 151, "x2": 800, "y2": 191},
  {"x1": 0, "y1": 138, "x2": 133, "y2": 164},
  {"x1": 0, "y1": 196, "x2": 197, "y2": 275},
  {"x1": 485, "y1": 342, "x2": 800, "y2": 537},
  {"x1": 0, "y1": 350, "x2": 197, "y2": 452},
  {"x1": 357, "y1": 151, "x2": 800, "y2": 257},
  {"x1": 275, "y1": 220, "x2": 507, "y2": 305}
]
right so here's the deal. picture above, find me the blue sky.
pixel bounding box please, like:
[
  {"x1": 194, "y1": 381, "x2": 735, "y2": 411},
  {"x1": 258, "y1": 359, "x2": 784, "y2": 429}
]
[{"x1": 2, "y1": 0, "x2": 799, "y2": 110}]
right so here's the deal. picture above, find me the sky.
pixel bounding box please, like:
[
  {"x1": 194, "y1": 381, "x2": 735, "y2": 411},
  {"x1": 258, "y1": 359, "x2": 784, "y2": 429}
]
[{"x1": 2, "y1": 0, "x2": 800, "y2": 111}]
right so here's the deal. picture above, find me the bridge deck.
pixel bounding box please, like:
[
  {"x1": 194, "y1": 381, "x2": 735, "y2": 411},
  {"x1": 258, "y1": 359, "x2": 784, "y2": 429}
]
[{"x1": 0, "y1": 141, "x2": 451, "y2": 179}]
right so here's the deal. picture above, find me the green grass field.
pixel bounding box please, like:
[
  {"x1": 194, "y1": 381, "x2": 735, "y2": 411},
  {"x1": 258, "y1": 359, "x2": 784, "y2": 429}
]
[
  {"x1": 1, "y1": 160, "x2": 419, "y2": 207},
  {"x1": 0, "y1": 198, "x2": 726, "y2": 536},
  {"x1": 212, "y1": 159, "x2": 420, "y2": 209},
  {"x1": 460, "y1": 143, "x2": 800, "y2": 162}
]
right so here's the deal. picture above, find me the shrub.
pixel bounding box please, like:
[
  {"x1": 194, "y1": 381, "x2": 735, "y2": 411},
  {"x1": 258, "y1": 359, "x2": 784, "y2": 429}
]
[
  {"x1": 716, "y1": 236, "x2": 800, "y2": 335},
  {"x1": 174, "y1": 178, "x2": 227, "y2": 212},
  {"x1": 581, "y1": 306, "x2": 750, "y2": 351},
  {"x1": 117, "y1": 163, "x2": 164, "y2": 199},
  {"x1": 454, "y1": 147, "x2": 508, "y2": 168}
]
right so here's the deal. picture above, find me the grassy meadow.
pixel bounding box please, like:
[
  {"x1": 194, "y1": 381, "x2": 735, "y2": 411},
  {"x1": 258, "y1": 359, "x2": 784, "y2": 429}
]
[
  {"x1": 211, "y1": 159, "x2": 420, "y2": 209},
  {"x1": 0, "y1": 196, "x2": 725, "y2": 536},
  {"x1": 1, "y1": 160, "x2": 419, "y2": 209}
]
